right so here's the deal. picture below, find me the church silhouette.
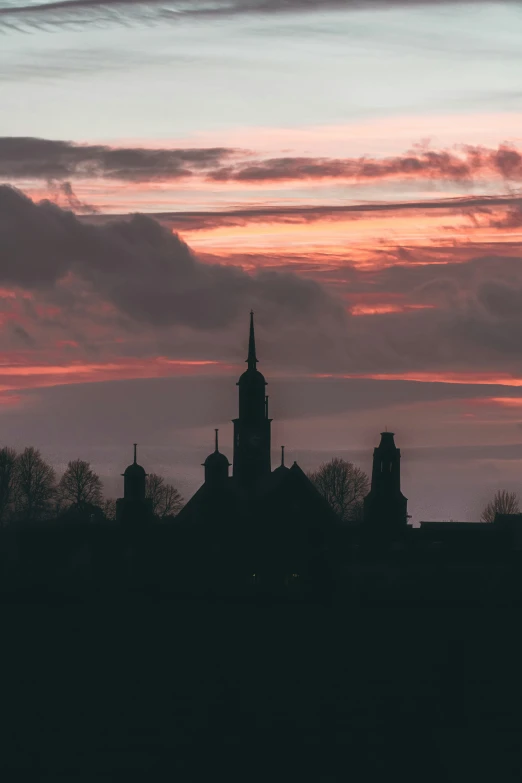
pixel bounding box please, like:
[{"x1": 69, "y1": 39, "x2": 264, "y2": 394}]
[
  {"x1": 115, "y1": 311, "x2": 410, "y2": 595},
  {"x1": 4, "y1": 311, "x2": 522, "y2": 605}
]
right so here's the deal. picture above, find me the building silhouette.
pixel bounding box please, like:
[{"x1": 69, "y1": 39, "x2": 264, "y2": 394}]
[
  {"x1": 202, "y1": 429, "x2": 230, "y2": 486},
  {"x1": 6, "y1": 310, "x2": 522, "y2": 607},
  {"x1": 363, "y1": 431, "x2": 408, "y2": 537},
  {"x1": 116, "y1": 443, "x2": 153, "y2": 525},
  {"x1": 176, "y1": 311, "x2": 337, "y2": 594}
]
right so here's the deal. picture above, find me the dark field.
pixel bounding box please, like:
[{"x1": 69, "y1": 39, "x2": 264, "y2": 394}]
[{"x1": 2, "y1": 594, "x2": 522, "y2": 781}]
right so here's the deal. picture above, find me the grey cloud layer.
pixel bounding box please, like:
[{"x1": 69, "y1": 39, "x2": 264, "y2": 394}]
[
  {"x1": 4, "y1": 186, "x2": 522, "y2": 378},
  {"x1": 3, "y1": 137, "x2": 521, "y2": 188},
  {"x1": 208, "y1": 146, "x2": 522, "y2": 184},
  {"x1": 0, "y1": 0, "x2": 513, "y2": 32},
  {"x1": 0, "y1": 138, "x2": 235, "y2": 182},
  {"x1": 0, "y1": 186, "x2": 346, "y2": 338},
  {"x1": 115, "y1": 196, "x2": 518, "y2": 232}
]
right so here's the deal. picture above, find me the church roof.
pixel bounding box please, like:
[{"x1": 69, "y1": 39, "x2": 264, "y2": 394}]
[
  {"x1": 203, "y1": 451, "x2": 230, "y2": 468},
  {"x1": 123, "y1": 444, "x2": 146, "y2": 476},
  {"x1": 202, "y1": 429, "x2": 230, "y2": 467},
  {"x1": 178, "y1": 459, "x2": 338, "y2": 528},
  {"x1": 271, "y1": 446, "x2": 290, "y2": 477}
]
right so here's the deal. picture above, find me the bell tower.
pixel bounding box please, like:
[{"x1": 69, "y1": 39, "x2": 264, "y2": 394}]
[
  {"x1": 363, "y1": 431, "x2": 408, "y2": 534},
  {"x1": 232, "y1": 311, "x2": 272, "y2": 486}
]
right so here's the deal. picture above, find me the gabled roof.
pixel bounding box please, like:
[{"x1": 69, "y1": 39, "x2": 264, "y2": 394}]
[{"x1": 177, "y1": 460, "x2": 338, "y2": 527}]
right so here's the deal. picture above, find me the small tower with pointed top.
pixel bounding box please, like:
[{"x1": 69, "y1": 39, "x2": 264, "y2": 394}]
[
  {"x1": 232, "y1": 311, "x2": 272, "y2": 486},
  {"x1": 273, "y1": 446, "x2": 290, "y2": 476},
  {"x1": 116, "y1": 443, "x2": 153, "y2": 525},
  {"x1": 363, "y1": 431, "x2": 408, "y2": 535},
  {"x1": 202, "y1": 429, "x2": 230, "y2": 485}
]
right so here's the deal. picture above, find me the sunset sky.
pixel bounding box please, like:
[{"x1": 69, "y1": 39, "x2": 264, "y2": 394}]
[{"x1": 2, "y1": 0, "x2": 522, "y2": 520}]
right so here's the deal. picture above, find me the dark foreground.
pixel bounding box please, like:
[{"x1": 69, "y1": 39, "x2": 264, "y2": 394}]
[{"x1": 2, "y1": 591, "x2": 522, "y2": 782}]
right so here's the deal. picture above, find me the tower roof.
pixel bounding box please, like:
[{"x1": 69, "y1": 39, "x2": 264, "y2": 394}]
[
  {"x1": 202, "y1": 429, "x2": 230, "y2": 468},
  {"x1": 237, "y1": 310, "x2": 266, "y2": 386},
  {"x1": 378, "y1": 431, "x2": 397, "y2": 449},
  {"x1": 273, "y1": 445, "x2": 290, "y2": 474},
  {"x1": 123, "y1": 443, "x2": 146, "y2": 477}
]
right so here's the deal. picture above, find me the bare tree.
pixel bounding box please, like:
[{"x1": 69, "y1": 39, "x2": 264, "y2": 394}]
[
  {"x1": 13, "y1": 447, "x2": 56, "y2": 523},
  {"x1": 58, "y1": 459, "x2": 103, "y2": 512},
  {"x1": 0, "y1": 446, "x2": 17, "y2": 527},
  {"x1": 161, "y1": 483, "x2": 184, "y2": 519},
  {"x1": 101, "y1": 498, "x2": 117, "y2": 522},
  {"x1": 481, "y1": 489, "x2": 520, "y2": 523},
  {"x1": 145, "y1": 473, "x2": 166, "y2": 517},
  {"x1": 307, "y1": 457, "x2": 370, "y2": 523},
  {"x1": 145, "y1": 473, "x2": 184, "y2": 520}
]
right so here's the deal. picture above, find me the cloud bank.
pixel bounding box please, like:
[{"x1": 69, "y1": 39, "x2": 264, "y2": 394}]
[
  {"x1": 0, "y1": 138, "x2": 235, "y2": 183},
  {"x1": 208, "y1": 145, "x2": 522, "y2": 184},
  {"x1": 0, "y1": 0, "x2": 515, "y2": 33},
  {"x1": 4, "y1": 137, "x2": 522, "y2": 190},
  {"x1": 4, "y1": 186, "x2": 522, "y2": 388},
  {"x1": 0, "y1": 185, "x2": 347, "y2": 346}
]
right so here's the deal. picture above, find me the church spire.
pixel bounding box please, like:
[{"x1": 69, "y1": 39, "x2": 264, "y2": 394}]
[
  {"x1": 281, "y1": 446, "x2": 285, "y2": 467},
  {"x1": 215, "y1": 428, "x2": 219, "y2": 452},
  {"x1": 133, "y1": 443, "x2": 137, "y2": 464},
  {"x1": 246, "y1": 310, "x2": 258, "y2": 370}
]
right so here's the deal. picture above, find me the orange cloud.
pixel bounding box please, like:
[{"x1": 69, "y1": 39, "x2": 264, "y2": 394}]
[
  {"x1": 311, "y1": 372, "x2": 522, "y2": 387},
  {"x1": 0, "y1": 356, "x2": 236, "y2": 393},
  {"x1": 488, "y1": 397, "x2": 522, "y2": 407},
  {"x1": 351, "y1": 303, "x2": 436, "y2": 316}
]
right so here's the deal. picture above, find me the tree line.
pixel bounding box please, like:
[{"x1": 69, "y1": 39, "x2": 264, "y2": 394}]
[
  {"x1": 0, "y1": 445, "x2": 513, "y2": 527},
  {"x1": 306, "y1": 458, "x2": 518, "y2": 525},
  {"x1": 0, "y1": 446, "x2": 184, "y2": 527}
]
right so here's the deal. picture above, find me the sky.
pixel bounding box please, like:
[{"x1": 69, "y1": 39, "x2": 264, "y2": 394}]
[{"x1": 2, "y1": 0, "x2": 522, "y2": 521}]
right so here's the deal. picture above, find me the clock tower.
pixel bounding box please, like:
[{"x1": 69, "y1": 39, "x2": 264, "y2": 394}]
[{"x1": 232, "y1": 311, "x2": 272, "y2": 486}]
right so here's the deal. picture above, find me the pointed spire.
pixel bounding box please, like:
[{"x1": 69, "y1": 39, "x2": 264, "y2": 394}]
[
  {"x1": 246, "y1": 310, "x2": 258, "y2": 370},
  {"x1": 281, "y1": 446, "x2": 285, "y2": 467},
  {"x1": 133, "y1": 443, "x2": 137, "y2": 464},
  {"x1": 215, "y1": 428, "x2": 219, "y2": 452}
]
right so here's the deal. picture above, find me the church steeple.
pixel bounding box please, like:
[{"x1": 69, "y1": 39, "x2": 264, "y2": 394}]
[
  {"x1": 232, "y1": 312, "x2": 272, "y2": 486},
  {"x1": 247, "y1": 310, "x2": 258, "y2": 370}
]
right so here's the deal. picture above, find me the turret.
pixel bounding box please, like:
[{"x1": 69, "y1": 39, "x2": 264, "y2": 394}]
[
  {"x1": 123, "y1": 443, "x2": 146, "y2": 501},
  {"x1": 272, "y1": 446, "x2": 290, "y2": 476},
  {"x1": 116, "y1": 444, "x2": 152, "y2": 525},
  {"x1": 202, "y1": 429, "x2": 230, "y2": 485}
]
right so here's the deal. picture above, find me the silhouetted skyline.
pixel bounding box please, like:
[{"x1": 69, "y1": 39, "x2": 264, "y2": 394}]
[
  {"x1": 2, "y1": 4, "x2": 522, "y2": 523},
  {"x1": 3, "y1": 7, "x2": 522, "y2": 781}
]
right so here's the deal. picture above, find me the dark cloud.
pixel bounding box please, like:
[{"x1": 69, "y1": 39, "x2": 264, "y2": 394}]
[
  {"x1": 4, "y1": 137, "x2": 522, "y2": 189},
  {"x1": 208, "y1": 144, "x2": 522, "y2": 184},
  {"x1": 6, "y1": 185, "x2": 522, "y2": 379},
  {"x1": 48, "y1": 180, "x2": 98, "y2": 214},
  {"x1": 0, "y1": 137, "x2": 237, "y2": 182},
  {"x1": 0, "y1": 0, "x2": 515, "y2": 33},
  {"x1": 133, "y1": 195, "x2": 520, "y2": 232},
  {"x1": 6, "y1": 136, "x2": 521, "y2": 194},
  {"x1": 0, "y1": 186, "x2": 347, "y2": 338}
]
